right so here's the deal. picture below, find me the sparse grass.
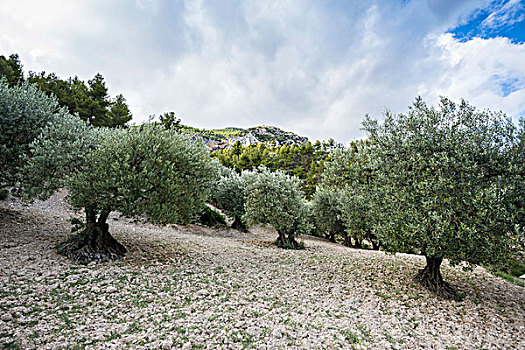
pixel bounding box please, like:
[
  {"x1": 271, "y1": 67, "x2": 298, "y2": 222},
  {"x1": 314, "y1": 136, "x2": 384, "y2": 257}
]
[
  {"x1": 494, "y1": 271, "x2": 525, "y2": 287},
  {"x1": 356, "y1": 324, "x2": 371, "y2": 342},
  {"x1": 375, "y1": 291, "x2": 391, "y2": 299},
  {"x1": 486, "y1": 257, "x2": 525, "y2": 287},
  {"x1": 503, "y1": 257, "x2": 525, "y2": 277},
  {"x1": 4, "y1": 342, "x2": 21, "y2": 349},
  {"x1": 340, "y1": 329, "x2": 360, "y2": 344},
  {"x1": 1, "y1": 202, "x2": 524, "y2": 350},
  {"x1": 385, "y1": 333, "x2": 395, "y2": 343}
]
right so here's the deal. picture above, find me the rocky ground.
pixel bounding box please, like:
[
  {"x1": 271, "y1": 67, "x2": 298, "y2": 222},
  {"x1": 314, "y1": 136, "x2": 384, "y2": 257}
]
[{"x1": 0, "y1": 193, "x2": 524, "y2": 349}]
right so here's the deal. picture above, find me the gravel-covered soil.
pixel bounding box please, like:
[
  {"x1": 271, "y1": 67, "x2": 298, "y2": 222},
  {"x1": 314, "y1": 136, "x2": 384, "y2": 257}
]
[{"x1": 0, "y1": 192, "x2": 524, "y2": 349}]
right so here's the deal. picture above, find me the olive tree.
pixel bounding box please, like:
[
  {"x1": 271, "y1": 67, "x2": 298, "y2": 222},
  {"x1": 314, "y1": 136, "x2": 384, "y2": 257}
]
[
  {"x1": 21, "y1": 121, "x2": 218, "y2": 262},
  {"x1": 243, "y1": 167, "x2": 311, "y2": 249},
  {"x1": 310, "y1": 187, "x2": 346, "y2": 243},
  {"x1": 339, "y1": 188, "x2": 380, "y2": 249},
  {"x1": 320, "y1": 144, "x2": 381, "y2": 249},
  {"x1": 18, "y1": 114, "x2": 102, "y2": 200},
  {"x1": 209, "y1": 167, "x2": 248, "y2": 232},
  {"x1": 0, "y1": 79, "x2": 67, "y2": 192},
  {"x1": 363, "y1": 97, "x2": 520, "y2": 299},
  {"x1": 513, "y1": 118, "x2": 525, "y2": 232}
]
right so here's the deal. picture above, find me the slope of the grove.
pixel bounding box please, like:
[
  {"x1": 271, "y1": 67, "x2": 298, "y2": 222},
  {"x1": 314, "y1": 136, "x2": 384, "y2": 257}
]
[
  {"x1": 0, "y1": 193, "x2": 524, "y2": 350},
  {"x1": 2, "y1": 53, "x2": 525, "y2": 349}
]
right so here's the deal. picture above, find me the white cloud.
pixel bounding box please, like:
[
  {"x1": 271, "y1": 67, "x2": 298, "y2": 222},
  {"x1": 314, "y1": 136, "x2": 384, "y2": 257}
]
[
  {"x1": 482, "y1": 0, "x2": 525, "y2": 30},
  {"x1": 428, "y1": 33, "x2": 525, "y2": 117},
  {"x1": 1, "y1": 0, "x2": 524, "y2": 143}
]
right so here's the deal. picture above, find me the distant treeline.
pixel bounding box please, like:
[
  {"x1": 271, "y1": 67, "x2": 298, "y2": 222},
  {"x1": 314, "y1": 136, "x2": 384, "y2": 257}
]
[
  {"x1": 212, "y1": 139, "x2": 359, "y2": 197},
  {"x1": 0, "y1": 54, "x2": 132, "y2": 127}
]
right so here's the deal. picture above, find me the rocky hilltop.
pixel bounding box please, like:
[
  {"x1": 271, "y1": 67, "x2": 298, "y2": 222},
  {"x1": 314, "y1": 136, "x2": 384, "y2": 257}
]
[{"x1": 181, "y1": 125, "x2": 308, "y2": 151}]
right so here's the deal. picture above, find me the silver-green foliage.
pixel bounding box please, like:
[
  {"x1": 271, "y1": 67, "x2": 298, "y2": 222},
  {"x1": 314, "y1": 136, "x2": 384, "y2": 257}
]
[
  {"x1": 310, "y1": 187, "x2": 346, "y2": 241},
  {"x1": 363, "y1": 97, "x2": 520, "y2": 266},
  {"x1": 22, "y1": 119, "x2": 218, "y2": 225},
  {"x1": 319, "y1": 143, "x2": 380, "y2": 247},
  {"x1": 513, "y1": 118, "x2": 525, "y2": 234},
  {"x1": 66, "y1": 124, "x2": 218, "y2": 225},
  {"x1": 19, "y1": 114, "x2": 103, "y2": 200},
  {"x1": 321, "y1": 145, "x2": 359, "y2": 188},
  {"x1": 210, "y1": 167, "x2": 246, "y2": 222},
  {"x1": 0, "y1": 79, "x2": 67, "y2": 187},
  {"x1": 242, "y1": 167, "x2": 311, "y2": 240}
]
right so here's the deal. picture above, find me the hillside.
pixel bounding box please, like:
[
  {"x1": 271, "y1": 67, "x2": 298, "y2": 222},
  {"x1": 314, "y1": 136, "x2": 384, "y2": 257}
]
[
  {"x1": 179, "y1": 125, "x2": 309, "y2": 151},
  {"x1": 1, "y1": 193, "x2": 524, "y2": 349}
]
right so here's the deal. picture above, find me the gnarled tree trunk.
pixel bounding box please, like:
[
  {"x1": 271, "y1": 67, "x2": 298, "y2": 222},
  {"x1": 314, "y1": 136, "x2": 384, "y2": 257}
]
[
  {"x1": 231, "y1": 216, "x2": 248, "y2": 232},
  {"x1": 324, "y1": 231, "x2": 336, "y2": 243},
  {"x1": 415, "y1": 256, "x2": 459, "y2": 300},
  {"x1": 371, "y1": 239, "x2": 381, "y2": 251},
  {"x1": 368, "y1": 231, "x2": 381, "y2": 250},
  {"x1": 57, "y1": 208, "x2": 126, "y2": 264},
  {"x1": 276, "y1": 230, "x2": 302, "y2": 249},
  {"x1": 343, "y1": 234, "x2": 352, "y2": 247}
]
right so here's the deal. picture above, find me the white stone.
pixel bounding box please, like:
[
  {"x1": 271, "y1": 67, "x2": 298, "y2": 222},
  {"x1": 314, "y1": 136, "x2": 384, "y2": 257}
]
[{"x1": 1, "y1": 314, "x2": 13, "y2": 322}]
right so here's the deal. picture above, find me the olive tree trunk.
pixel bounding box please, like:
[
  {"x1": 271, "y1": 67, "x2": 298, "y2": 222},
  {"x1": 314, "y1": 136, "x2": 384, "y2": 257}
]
[
  {"x1": 343, "y1": 234, "x2": 352, "y2": 247},
  {"x1": 231, "y1": 216, "x2": 248, "y2": 232},
  {"x1": 276, "y1": 230, "x2": 302, "y2": 249},
  {"x1": 371, "y1": 240, "x2": 381, "y2": 251},
  {"x1": 415, "y1": 256, "x2": 459, "y2": 300},
  {"x1": 57, "y1": 208, "x2": 126, "y2": 264},
  {"x1": 324, "y1": 231, "x2": 336, "y2": 243}
]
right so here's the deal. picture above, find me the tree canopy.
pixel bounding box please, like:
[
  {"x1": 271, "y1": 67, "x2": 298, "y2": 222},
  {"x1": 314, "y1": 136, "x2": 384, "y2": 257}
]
[
  {"x1": 20, "y1": 120, "x2": 219, "y2": 262},
  {"x1": 321, "y1": 143, "x2": 381, "y2": 249},
  {"x1": 310, "y1": 187, "x2": 346, "y2": 243},
  {"x1": 0, "y1": 54, "x2": 24, "y2": 87},
  {"x1": 362, "y1": 97, "x2": 522, "y2": 299},
  {"x1": 209, "y1": 167, "x2": 248, "y2": 232},
  {"x1": 243, "y1": 167, "x2": 311, "y2": 249},
  {"x1": 27, "y1": 71, "x2": 132, "y2": 127},
  {"x1": 213, "y1": 139, "x2": 339, "y2": 197},
  {"x1": 0, "y1": 79, "x2": 67, "y2": 190},
  {"x1": 0, "y1": 54, "x2": 132, "y2": 127}
]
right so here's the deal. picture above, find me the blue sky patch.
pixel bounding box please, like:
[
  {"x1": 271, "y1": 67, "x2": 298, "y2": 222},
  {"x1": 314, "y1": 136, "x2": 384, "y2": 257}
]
[
  {"x1": 495, "y1": 76, "x2": 524, "y2": 97},
  {"x1": 449, "y1": 1, "x2": 525, "y2": 43}
]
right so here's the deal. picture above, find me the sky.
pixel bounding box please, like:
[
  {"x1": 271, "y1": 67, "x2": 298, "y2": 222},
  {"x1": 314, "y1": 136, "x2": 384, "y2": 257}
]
[{"x1": 1, "y1": 0, "x2": 524, "y2": 143}]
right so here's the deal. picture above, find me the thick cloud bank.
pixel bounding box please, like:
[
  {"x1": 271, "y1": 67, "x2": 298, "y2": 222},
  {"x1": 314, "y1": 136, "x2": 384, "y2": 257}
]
[{"x1": 1, "y1": 0, "x2": 524, "y2": 142}]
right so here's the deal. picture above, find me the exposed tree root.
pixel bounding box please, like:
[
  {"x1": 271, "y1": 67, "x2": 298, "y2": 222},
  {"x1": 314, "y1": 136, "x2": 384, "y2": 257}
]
[
  {"x1": 275, "y1": 231, "x2": 304, "y2": 250},
  {"x1": 231, "y1": 217, "x2": 248, "y2": 232},
  {"x1": 415, "y1": 256, "x2": 461, "y2": 301},
  {"x1": 57, "y1": 223, "x2": 126, "y2": 264}
]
